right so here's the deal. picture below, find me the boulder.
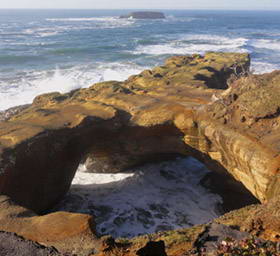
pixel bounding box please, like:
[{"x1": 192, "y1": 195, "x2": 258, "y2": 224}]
[{"x1": 120, "y1": 11, "x2": 165, "y2": 19}]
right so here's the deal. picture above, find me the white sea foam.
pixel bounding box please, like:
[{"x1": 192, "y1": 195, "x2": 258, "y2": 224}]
[
  {"x1": 46, "y1": 16, "x2": 136, "y2": 29},
  {"x1": 251, "y1": 39, "x2": 280, "y2": 52},
  {"x1": 165, "y1": 15, "x2": 208, "y2": 23},
  {"x1": 56, "y1": 157, "x2": 222, "y2": 238},
  {"x1": 132, "y1": 35, "x2": 249, "y2": 55},
  {"x1": 23, "y1": 27, "x2": 60, "y2": 37},
  {"x1": 38, "y1": 31, "x2": 59, "y2": 37},
  {"x1": 0, "y1": 62, "x2": 146, "y2": 111},
  {"x1": 251, "y1": 61, "x2": 280, "y2": 74},
  {"x1": 18, "y1": 17, "x2": 136, "y2": 39},
  {"x1": 46, "y1": 17, "x2": 115, "y2": 22}
]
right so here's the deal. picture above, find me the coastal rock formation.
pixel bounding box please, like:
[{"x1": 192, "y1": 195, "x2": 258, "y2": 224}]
[
  {"x1": 0, "y1": 195, "x2": 100, "y2": 255},
  {"x1": 0, "y1": 52, "x2": 280, "y2": 254},
  {"x1": 120, "y1": 11, "x2": 165, "y2": 19},
  {"x1": 0, "y1": 52, "x2": 254, "y2": 213},
  {"x1": 0, "y1": 104, "x2": 30, "y2": 122}
]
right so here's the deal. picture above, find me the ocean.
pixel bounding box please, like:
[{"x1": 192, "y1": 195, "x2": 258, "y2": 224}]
[
  {"x1": 1, "y1": 9, "x2": 278, "y2": 238},
  {"x1": 1, "y1": 9, "x2": 280, "y2": 111}
]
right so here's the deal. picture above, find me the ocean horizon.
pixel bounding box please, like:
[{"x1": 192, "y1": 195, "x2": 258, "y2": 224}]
[{"x1": 1, "y1": 9, "x2": 280, "y2": 111}]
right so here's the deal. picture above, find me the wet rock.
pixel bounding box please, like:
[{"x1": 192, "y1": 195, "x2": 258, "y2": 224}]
[
  {"x1": 113, "y1": 216, "x2": 127, "y2": 226},
  {"x1": 149, "y1": 204, "x2": 169, "y2": 216},
  {"x1": 136, "y1": 208, "x2": 155, "y2": 228}
]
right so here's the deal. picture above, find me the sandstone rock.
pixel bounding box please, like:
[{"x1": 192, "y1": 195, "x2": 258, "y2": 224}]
[
  {"x1": 0, "y1": 52, "x2": 278, "y2": 224},
  {"x1": 0, "y1": 104, "x2": 31, "y2": 122},
  {"x1": 1, "y1": 51, "x2": 278, "y2": 216},
  {"x1": 124, "y1": 52, "x2": 250, "y2": 90},
  {"x1": 120, "y1": 12, "x2": 165, "y2": 19},
  {"x1": 216, "y1": 196, "x2": 280, "y2": 242},
  {"x1": 0, "y1": 195, "x2": 101, "y2": 255}
]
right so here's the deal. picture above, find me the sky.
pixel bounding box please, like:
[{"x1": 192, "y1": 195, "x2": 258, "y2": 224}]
[{"x1": 0, "y1": 0, "x2": 279, "y2": 10}]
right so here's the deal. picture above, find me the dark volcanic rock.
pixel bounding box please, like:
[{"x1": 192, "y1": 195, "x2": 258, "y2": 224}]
[
  {"x1": 120, "y1": 11, "x2": 165, "y2": 19},
  {"x1": 0, "y1": 231, "x2": 60, "y2": 256}
]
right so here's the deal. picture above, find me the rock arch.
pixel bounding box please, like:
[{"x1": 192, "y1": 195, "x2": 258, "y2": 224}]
[{"x1": 0, "y1": 52, "x2": 279, "y2": 216}]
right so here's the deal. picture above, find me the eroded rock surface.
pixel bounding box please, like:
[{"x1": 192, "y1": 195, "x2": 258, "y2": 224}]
[
  {"x1": 0, "y1": 52, "x2": 278, "y2": 209},
  {"x1": 0, "y1": 52, "x2": 280, "y2": 255},
  {"x1": 0, "y1": 52, "x2": 257, "y2": 213},
  {"x1": 0, "y1": 195, "x2": 101, "y2": 255}
]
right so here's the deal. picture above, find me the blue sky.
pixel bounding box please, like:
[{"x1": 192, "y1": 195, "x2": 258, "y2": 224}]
[{"x1": 0, "y1": 0, "x2": 279, "y2": 10}]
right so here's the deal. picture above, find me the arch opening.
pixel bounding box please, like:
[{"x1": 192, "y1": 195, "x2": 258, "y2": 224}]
[{"x1": 52, "y1": 155, "x2": 259, "y2": 238}]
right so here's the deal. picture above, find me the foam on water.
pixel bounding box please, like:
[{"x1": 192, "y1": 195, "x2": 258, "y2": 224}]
[
  {"x1": 0, "y1": 62, "x2": 146, "y2": 110},
  {"x1": 1, "y1": 10, "x2": 280, "y2": 111},
  {"x1": 23, "y1": 28, "x2": 60, "y2": 38},
  {"x1": 251, "y1": 39, "x2": 280, "y2": 52},
  {"x1": 132, "y1": 35, "x2": 249, "y2": 55},
  {"x1": 56, "y1": 157, "x2": 222, "y2": 238},
  {"x1": 46, "y1": 16, "x2": 136, "y2": 29},
  {"x1": 251, "y1": 61, "x2": 280, "y2": 74}
]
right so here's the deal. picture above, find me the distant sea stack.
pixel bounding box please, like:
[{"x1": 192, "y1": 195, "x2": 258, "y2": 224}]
[{"x1": 120, "y1": 11, "x2": 165, "y2": 19}]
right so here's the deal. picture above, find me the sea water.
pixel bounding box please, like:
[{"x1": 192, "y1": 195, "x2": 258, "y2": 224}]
[
  {"x1": 1, "y1": 9, "x2": 278, "y2": 238},
  {"x1": 1, "y1": 9, "x2": 280, "y2": 110},
  {"x1": 54, "y1": 157, "x2": 222, "y2": 238}
]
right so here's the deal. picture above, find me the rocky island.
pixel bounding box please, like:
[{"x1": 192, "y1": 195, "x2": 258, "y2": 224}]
[
  {"x1": 120, "y1": 11, "x2": 165, "y2": 19},
  {"x1": 0, "y1": 52, "x2": 280, "y2": 255}
]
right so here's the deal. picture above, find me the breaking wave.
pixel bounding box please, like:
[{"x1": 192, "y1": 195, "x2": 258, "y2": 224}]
[
  {"x1": 0, "y1": 62, "x2": 147, "y2": 111},
  {"x1": 251, "y1": 61, "x2": 280, "y2": 74},
  {"x1": 46, "y1": 16, "x2": 136, "y2": 29},
  {"x1": 131, "y1": 35, "x2": 249, "y2": 55},
  {"x1": 251, "y1": 39, "x2": 280, "y2": 52}
]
